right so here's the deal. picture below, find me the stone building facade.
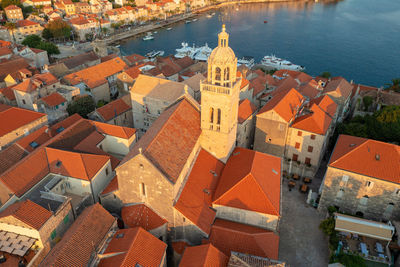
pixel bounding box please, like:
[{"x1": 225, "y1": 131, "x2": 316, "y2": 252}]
[{"x1": 318, "y1": 135, "x2": 400, "y2": 221}]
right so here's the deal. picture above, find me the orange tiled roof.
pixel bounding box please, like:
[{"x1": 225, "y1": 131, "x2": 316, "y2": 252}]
[
  {"x1": 0, "y1": 105, "x2": 46, "y2": 137},
  {"x1": 124, "y1": 53, "x2": 146, "y2": 65},
  {"x1": 0, "y1": 85, "x2": 16, "y2": 101},
  {"x1": 208, "y1": 219, "x2": 279, "y2": 259},
  {"x1": 291, "y1": 104, "x2": 333, "y2": 135},
  {"x1": 64, "y1": 57, "x2": 127, "y2": 89},
  {"x1": 40, "y1": 204, "x2": 115, "y2": 267},
  {"x1": 309, "y1": 95, "x2": 337, "y2": 118},
  {"x1": 213, "y1": 148, "x2": 281, "y2": 216},
  {"x1": 172, "y1": 241, "x2": 190, "y2": 255},
  {"x1": 122, "y1": 204, "x2": 167, "y2": 231},
  {"x1": 16, "y1": 20, "x2": 39, "y2": 28},
  {"x1": 258, "y1": 88, "x2": 304, "y2": 123},
  {"x1": 119, "y1": 97, "x2": 200, "y2": 184},
  {"x1": 45, "y1": 147, "x2": 110, "y2": 181},
  {"x1": 123, "y1": 64, "x2": 143, "y2": 80},
  {"x1": 297, "y1": 81, "x2": 320, "y2": 99},
  {"x1": 0, "y1": 47, "x2": 12, "y2": 57},
  {"x1": 95, "y1": 98, "x2": 131, "y2": 122},
  {"x1": 16, "y1": 125, "x2": 51, "y2": 152},
  {"x1": 49, "y1": 113, "x2": 82, "y2": 136},
  {"x1": 180, "y1": 243, "x2": 228, "y2": 267},
  {"x1": 98, "y1": 227, "x2": 167, "y2": 267},
  {"x1": 329, "y1": 135, "x2": 400, "y2": 183},
  {"x1": 0, "y1": 144, "x2": 28, "y2": 175},
  {"x1": 175, "y1": 149, "x2": 224, "y2": 234},
  {"x1": 323, "y1": 77, "x2": 353, "y2": 99},
  {"x1": 101, "y1": 175, "x2": 118, "y2": 195},
  {"x1": 90, "y1": 120, "x2": 136, "y2": 139},
  {"x1": 41, "y1": 92, "x2": 66, "y2": 107},
  {"x1": 0, "y1": 200, "x2": 52, "y2": 230},
  {"x1": 238, "y1": 99, "x2": 256, "y2": 124}
]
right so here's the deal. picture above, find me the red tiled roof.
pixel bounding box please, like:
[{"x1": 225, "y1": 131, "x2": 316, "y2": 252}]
[
  {"x1": 90, "y1": 121, "x2": 136, "y2": 139},
  {"x1": 180, "y1": 243, "x2": 228, "y2": 267},
  {"x1": 101, "y1": 175, "x2": 118, "y2": 195},
  {"x1": 4, "y1": 5, "x2": 20, "y2": 10},
  {"x1": 0, "y1": 106, "x2": 46, "y2": 137},
  {"x1": 45, "y1": 147, "x2": 110, "y2": 181},
  {"x1": 0, "y1": 40, "x2": 12, "y2": 48},
  {"x1": 297, "y1": 81, "x2": 320, "y2": 99},
  {"x1": 0, "y1": 85, "x2": 16, "y2": 101},
  {"x1": 0, "y1": 144, "x2": 28, "y2": 175},
  {"x1": 208, "y1": 219, "x2": 279, "y2": 259},
  {"x1": 329, "y1": 135, "x2": 400, "y2": 183},
  {"x1": 175, "y1": 149, "x2": 224, "y2": 234},
  {"x1": 64, "y1": 57, "x2": 127, "y2": 89},
  {"x1": 98, "y1": 227, "x2": 167, "y2": 267},
  {"x1": 123, "y1": 65, "x2": 143, "y2": 80},
  {"x1": 0, "y1": 47, "x2": 12, "y2": 57},
  {"x1": 124, "y1": 53, "x2": 146, "y2": 65},
  {"x1": 16, "y1": 20, "x2": 39, "y2": 28},
  {"x1": 16, "y1": 125, "x2": 51, "y2": 152},
  {"x1": 120, "y1": 97, "x2": 201, "y2": 184},
  {"x1": 101, "y1": 53, "x2": 118, "y2": 63},
  {"x1": 272, "y1": 76, "x2": 298, "y2": 96},
  {"x1": 258, "y1": 88, "x2": 304, "y2": 123},
  {"x1": 323, "y1": 77, "x2": 353, "y2": 99},
  {"x1": 174, "y1": 56, "x2": 194, "y2": 69},
  {"x1": 40, "y1": 204, "x2": 115, "y2": 267},
  {"x1": 41, "y1": 92, "x2": 66, "y2": 107},
  {"x1": 238, "y1": 99, "x2": 256, "y2": 124},
  {"x1": 0, "y1": 200, "x2": 52, "y2": 230},
  {"x1": 291, "y1": 104, "x2": 333, "y2": 135},
  {"x1": 95, "y1": 98, "x2": 131, "y2": 122},
  {"x1": 49, "y1": 113, "x2": 82, "y2": 136},
  {"x1": 213, "y1": 148, "x2": 281, "y2": 216},
  {"x1": 0, "y1": 57, "x2": 31, "y2": 81},
  {"x1": 122, "y1": 204, "x2": 167, "y2": 231},
  {"x1": 309, "y1": 94, "x2": 337, "y2": 118}
]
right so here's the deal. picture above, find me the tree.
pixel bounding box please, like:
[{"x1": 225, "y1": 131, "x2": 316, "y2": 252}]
[
  {"x1": 385, "y1": 78, "x2": 400, "y2": 92},
  {"x1": 319, "y1": 217, "x2": 335, "y2": 236},
  {"x1": 22, "y1": 34, "x2": 42, "y2": 47},
  {"x1": 331, "y1": 253, "x2": 367, "y2": 267},
  {"x1": 67, "y1": 96, "x2": 96, "y2": 118},
  {"x1": 320, "y1": 71, "x2": 331, "y2": 78},
  {"x1": 42, "y1": 28, "x2": 53, "y2": 40},
  {"x1": 362, "y1": 96, "x2": 373, "y2": 111},
  {"x1": 46, "y1": 19, "x2": 72, "y2": 39},
  {"x1": 1, "y1": 0, "x2": 20, "y2": 9},
  {"x1": 36, "y1": 41, "x2": 60, "y2": 55}
]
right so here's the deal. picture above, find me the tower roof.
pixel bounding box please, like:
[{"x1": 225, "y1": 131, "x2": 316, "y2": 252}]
[{"x1": 209, "y1": 24, "x2": 236, "y2": 64}]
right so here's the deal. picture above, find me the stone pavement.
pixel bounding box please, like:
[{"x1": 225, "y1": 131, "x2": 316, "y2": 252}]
[{"x1": 278, "y1": 179, "x2": 330, "y2": 267}]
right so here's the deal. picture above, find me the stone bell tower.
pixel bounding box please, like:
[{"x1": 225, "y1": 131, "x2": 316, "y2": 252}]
[{"x1": 200, "y1": 24, "x2": 241, "y2": 163}]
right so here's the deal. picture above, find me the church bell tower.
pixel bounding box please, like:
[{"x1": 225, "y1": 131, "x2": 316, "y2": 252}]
[{"x1": 200, "y1": 25, "x2": 241, "y2": 163}]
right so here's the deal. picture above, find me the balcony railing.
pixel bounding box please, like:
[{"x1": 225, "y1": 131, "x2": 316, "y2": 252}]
[{"x1": 202, "y1": 84, "x2": 230, "y2": 95}]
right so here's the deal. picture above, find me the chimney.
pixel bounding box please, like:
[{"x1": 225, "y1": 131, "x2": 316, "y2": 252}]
[{"x1": 139, "y1": 147, "x2": 142, "y2": 154}]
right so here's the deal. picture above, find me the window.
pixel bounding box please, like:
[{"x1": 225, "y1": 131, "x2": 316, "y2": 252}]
[
  {"x1": 292, "y1": 154, "x2": 298, "y2": 161},
  {"x1": 105, "y1": 167, "x2": 109, "y2": 176},
  {"x1": 140, "y1": 182, "x2": 146, "y2": 196},
  {"x1": 360, "y1": 195, "x2": 369, "y2": 205},
  {"x1": 50, "y1": 229, "x2": 57, "y2": 240},
  {"x1": 308, "y1": 146, "x2": 313, "y2": 153},
  {"x1": 224, "y1": 67, "x2": 230, "y2": 81},
  {"x1": 305, "y1": 157, "x2": 311, "y2": 165},
  {"x1": 209, "y1": 108, "x2": 214, "y2": 123},
  {"x1": 297, "y1": 131, "x2": 302, "y2": 136},
  {"x1": 366, "y1": 181, "x2": 374, "y2": 189},
  {"x1": 215, "y1": 67, "x2": 221, "y2": 81},
  {"x1": 22, "y1": 99, "x2": 26, "y2": 105},
  {"x1": 394, "y1": 189, "x2": 400, "y2": 196},
  {"x1": 295, "y1": 142, "x2": 300, "y2": 149},
  {"x1": 29, "y1": 141, "x2": 39, "y2": 149},
  {"x1": 63, "y1": 214, "x2": 69, "y2": 224}
]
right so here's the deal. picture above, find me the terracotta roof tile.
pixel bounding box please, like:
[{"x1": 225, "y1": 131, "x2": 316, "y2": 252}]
[
  {"x1": 323, "y1": 77, "x2": 353, "y2": 99},
  {"x1": 258, "y1": 88, "x2": 304, "y2": 123},
  {"x1": 123, "y1": 65, "x2": 143, "y2": 80},
  {"x1": 0, "y1": 57, "x2": 30, "y2": 81},
  {"x1": 174, "y1": 56, "x2": 195, "y2": 69},
  {"x1": 175, "y1": 149, "x2": 224, "y2": 234},
  {"x1": 0, "y1": 85, "x2": 16, "y2": 101},
  {"x1": 0, "y1": 144, "x2": 28, "y2": 175},
  {"x1": 308, "y1": 95, "x2": 337, "y2": 118},
  {"x1": 41, "y1": 92, "x2": 66, "y2": 107},
  {"x1": 124, "y1": 53, "x2": 146, "y2": 65},
  {"x1": 60, "y1": 51, "x2": 99, "y2": 69},
  {"x1": 0, "y1": 200, "x2": 52, "y2": 230},
  {"x1": 122, "y1": 204, "x2": 167, "y2": 231},
  {"x1": 291, "y1": 104, "x2": 333, "y2": 135},
  {"x1": 101, "y1": 175, "x2": 118, "y2": 195},
  {"x1": 180, "y1": 243, "x2": 228, "y2": 267},
  {"x1": 49, "y1": 113, "x2": 82, "y2": 136},
  {"x1": 98, "y1": 227, "x2": 167, "y2": 267},
  {"x1": 0, "y1": 106, "x2": 46, "y2": 137},
  {"x1": 208, "y1": 219, "x2": 279, "y2": 259},
  {"x1": 120, "y1": 97, "x2": 200, "y2": 184},
  {"x1": 0, "y1": 47, "x2": 12, "y2": 57},
  {"x1": 213, "y1": 148, "x2": 281, "y2": 216},
  {"x1": 90, "y1": 121, "x2": 136, "y2": 139},
  {"x1": 40, "y1": 204, "x2": 115, "y2": 267},
  {"x1": 172, "y1": 241, "x2": 190, "y2": 255},
  {"x1": 238, "y1": 99, "x2": 256, "y2": 124},
  {"x1": 16, "y1": 20, "x2": 39, "y2": 28},
  {"x1": 95, "y1": 98, "x2": 131, "y2": 122},
  {"x1": 329, "y1": 135, "x2": 400, "y2": 183},
  {"x1": 16, "y1": 125, "x2": 52, "y2": 152}
]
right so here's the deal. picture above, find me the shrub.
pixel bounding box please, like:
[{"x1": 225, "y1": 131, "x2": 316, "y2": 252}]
[{"x1": 319, "y1": 217, "x2": 335, "y2": 236}]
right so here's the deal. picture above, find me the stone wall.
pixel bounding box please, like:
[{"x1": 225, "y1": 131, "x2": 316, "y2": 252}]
[
  {"x1": 318, "y1": 167, "x2": 400, "y2": 221},
  {"x1": 253, "y1": 114, "x2": 287, "y2": 157}
]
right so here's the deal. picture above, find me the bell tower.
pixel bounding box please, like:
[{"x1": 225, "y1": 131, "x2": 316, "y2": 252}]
[{"x1": 200, "y1": 25, "x2": 241, "y2": 163}]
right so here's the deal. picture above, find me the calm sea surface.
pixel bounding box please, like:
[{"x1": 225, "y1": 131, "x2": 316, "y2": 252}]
[{"x1": 120, "y1": 0, "x2": 400, "y2": 87}]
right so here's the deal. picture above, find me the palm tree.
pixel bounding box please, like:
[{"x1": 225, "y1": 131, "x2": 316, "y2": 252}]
[
  {"x1": 385, "y1": 78, "x2": 400, "y2": 92},
  {"x1": 4, "y1": 22, "x2": 16, "y2": 44}
]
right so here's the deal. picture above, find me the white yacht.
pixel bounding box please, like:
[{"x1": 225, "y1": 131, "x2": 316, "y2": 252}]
[
  {"x1": 261, "y1": 55, "x2": 304, "y2": 71},
  {"x1": 166, "y1": 27, "x2": 172, "y2": 30},
  {"x1": 193, "y1": 43, "x2": 212, "y2": 61},
  {"x1": 206, "y1": 14, "x2": 212, "y2": 18},
  {"x1": 237, "y1": 56, "x2": 255, "y2": 68},
  {"x1": 143, "y1": 33, "x2": 154, "y2": 41},
  {"x1": 192, "y1": 18, "x2": 198, "y2": 22},
  {"x1": 175, "y1": 42, "x2": 197, "y2": 58}
]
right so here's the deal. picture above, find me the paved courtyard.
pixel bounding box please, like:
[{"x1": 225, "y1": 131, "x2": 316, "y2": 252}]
[{"x1": 278, "y1": 178, "x2": 330, "y2": 267}]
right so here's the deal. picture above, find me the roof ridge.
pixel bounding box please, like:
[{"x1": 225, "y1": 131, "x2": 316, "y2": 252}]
[
  {"x1": 248, "y1": 172, "x2": 280, "y2": 216},
  {"x1": 213, "y1": 172, "x2": 251, "y2": 203},
  {"x1": 330, "y1": 138, "x2": 369, "y2": 166},
  {"x1": 80, "y1": 153, "x2": 90, "y2": 180},
  {"x1": 121, "y1": 227, "x2": 141, "y2": 266}
]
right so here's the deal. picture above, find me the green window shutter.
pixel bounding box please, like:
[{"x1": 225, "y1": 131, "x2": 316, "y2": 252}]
[
  {"x1": 63, "y1": 214, "x2": 69, "y2": 224},
  {"x1": 51, "y1": 229, "x2": 57, "y2": 240}
]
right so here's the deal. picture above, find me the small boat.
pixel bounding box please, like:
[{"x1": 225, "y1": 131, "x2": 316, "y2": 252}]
[
  {"x1": 143, "y1": 33, "x2": 154, "y2": 41},
  {"x1": 206, "y1": 14, "x2": 212, "y2": 18},
  {"x1": 211, "y1": 12, "x2": 215, "y2": 15},
  {"x1": 146, "y1": 50, "x2": 165, "y2": 58},
  {"x1": 153, "y1": 31, "x2": 158, "y2": 34},
  {"x1": 185, "y1": 20, "x2": 191, "y2": 24},
  {"x1": 264, "y1": 20, "x2": 268, "y2": 23},
  {"x1": 115, "y1": 45, "x2": 120, "y2": 48},
  {"x1": 166, "y1": 27, "x2": 172, "y2": 30},
  {"x1": 237, "y1": 56, "x2": 255, "y2": 68},
  {"x1": 261, "y1": 55, "x2": 305, "y2": 71},
  {"x1": 192, "y1": 18, "x2": 198, "y2": 22}
]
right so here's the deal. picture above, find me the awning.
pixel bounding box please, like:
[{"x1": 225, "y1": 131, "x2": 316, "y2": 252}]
[{"x1": 334, "y1": 213, "x2": 394, "y2": 241}]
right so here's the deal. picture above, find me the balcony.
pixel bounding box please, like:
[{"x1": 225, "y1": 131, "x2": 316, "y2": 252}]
[{"x1": 202, "y1": 83, "x2": 230, "y2": 95}]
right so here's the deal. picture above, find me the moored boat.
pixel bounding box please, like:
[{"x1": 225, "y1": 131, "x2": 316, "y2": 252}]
[
  {"x1": 237, "y1": 56, "x2": 255, "y2": 68},
  {"x1": 261, "y1": 55, "x2": 304, "y2": 71},
  {"x1": 143, "y1": 34, "x2": 154, "y2": 41}
]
